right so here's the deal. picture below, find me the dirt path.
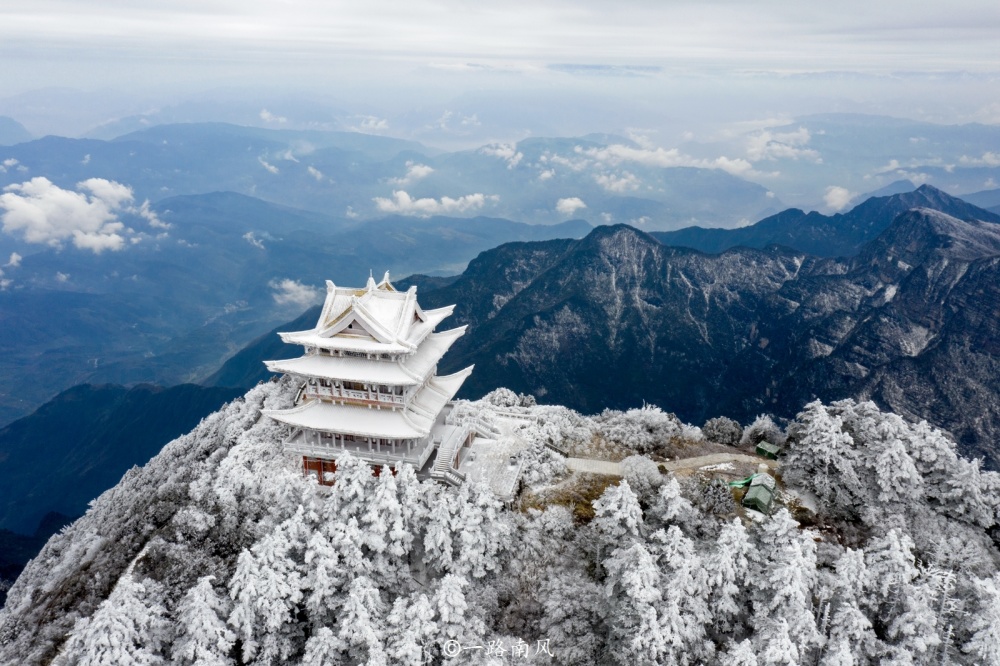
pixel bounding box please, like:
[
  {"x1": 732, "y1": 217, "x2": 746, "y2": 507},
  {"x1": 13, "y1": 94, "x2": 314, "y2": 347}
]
[
  {"x1": 564, "y1": 452, "x2": 774, "y2": 477},
  {"x1": 661, "y1": 452, "x2": 775, "y2": 472}
]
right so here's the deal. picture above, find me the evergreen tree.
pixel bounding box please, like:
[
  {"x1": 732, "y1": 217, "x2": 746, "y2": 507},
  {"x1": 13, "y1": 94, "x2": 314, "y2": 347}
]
[
  {"x1": 385, "y1": 594, "x2": 439, "y2": 666},
  {"x1": 706, "y1": 518, "x2": 753, "y2": 634},
  {"x1": 963, "y1": 574, "x2": 1000, "y2": 666},
  {"x1": 336, "y1": 575, "x2": 386, "y2": 666},
  {"x1": 58, "y1": 574, "x2": 168, "y2": 666},
  {"x1": 172, "y1": 576, "x2": 235, "y2": 666},
  {"x1": 602, "y1": 541, "x2": 668, "y2": 665}
]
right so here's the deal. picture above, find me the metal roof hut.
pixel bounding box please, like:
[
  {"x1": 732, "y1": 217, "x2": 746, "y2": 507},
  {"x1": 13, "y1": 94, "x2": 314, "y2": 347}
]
[{"x1": 755, "y1": 441, "x2": 781, "y2": 460}]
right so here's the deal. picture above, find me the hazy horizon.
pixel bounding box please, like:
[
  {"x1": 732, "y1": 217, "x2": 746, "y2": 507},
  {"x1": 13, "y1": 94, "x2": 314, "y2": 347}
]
[{"x1": 2, "y1": 1, "x2": 998, "y2": 142}]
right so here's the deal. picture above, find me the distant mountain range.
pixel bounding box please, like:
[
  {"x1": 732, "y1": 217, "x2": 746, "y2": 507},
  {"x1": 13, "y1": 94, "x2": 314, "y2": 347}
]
[
  {"x1": 0, "y1": 122, "x2": 778, "y2": 229},
  {"x1": 436, "y1": 215, "x2": 1000, "y2": 467},
  {"x1": 652, "y1": 185, "x2": 1000, "y2": 256}
]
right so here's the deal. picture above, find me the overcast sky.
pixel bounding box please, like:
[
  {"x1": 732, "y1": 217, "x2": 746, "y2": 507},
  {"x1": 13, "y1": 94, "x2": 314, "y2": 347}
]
[{"x1": 1, "y1": 1, "x2": 998, "y2": 138}]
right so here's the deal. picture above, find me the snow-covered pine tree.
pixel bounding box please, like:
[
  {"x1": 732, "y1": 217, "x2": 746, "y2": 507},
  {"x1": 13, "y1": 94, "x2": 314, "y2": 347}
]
[{"x1": 171, "y1": 576, "x2": 235, "y2": 666}]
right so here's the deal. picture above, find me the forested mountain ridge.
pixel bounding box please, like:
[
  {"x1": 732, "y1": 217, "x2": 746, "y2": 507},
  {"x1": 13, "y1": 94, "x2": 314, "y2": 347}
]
[
  {"x1": 1, "y1": 380, "x2": 998, "y2": 664},
  {"x1": 205, "y1": 202, "x2": 1000, "y2": 467},
  {"x1": 415, "y1": 210, "x2": 1000, "y2": 466}
]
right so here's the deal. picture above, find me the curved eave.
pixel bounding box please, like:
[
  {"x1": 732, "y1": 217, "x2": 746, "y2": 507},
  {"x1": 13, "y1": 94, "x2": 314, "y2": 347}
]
[
  {"x1": 264, "y1": 356, "x2": 421, "y2": 385},
  {"x1": 263, "y1": 401, "x2": 428, "y2": 439}
]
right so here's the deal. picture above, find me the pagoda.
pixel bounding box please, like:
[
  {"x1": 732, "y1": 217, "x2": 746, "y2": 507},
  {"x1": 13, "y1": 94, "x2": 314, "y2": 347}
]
[{"x1": 262, "y1": 272, "x2": 487, "y2": 485}]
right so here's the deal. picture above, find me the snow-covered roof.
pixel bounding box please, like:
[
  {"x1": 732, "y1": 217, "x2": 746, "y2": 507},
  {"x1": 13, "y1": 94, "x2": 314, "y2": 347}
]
[
  {"x1": 264, "y1": 366, "x2": 474, "y2": 438},
  {"x1": 265, "y1": 326, "x2": 467, "y2": 385},
  {"x1": 276, "y1": 273, "x2": 454, "y2": 354}
]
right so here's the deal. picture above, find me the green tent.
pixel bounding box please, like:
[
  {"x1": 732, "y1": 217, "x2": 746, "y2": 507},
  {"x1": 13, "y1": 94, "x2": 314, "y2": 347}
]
[{"x1": 742, "y1": 473, "x2": 776, "y2": 514}]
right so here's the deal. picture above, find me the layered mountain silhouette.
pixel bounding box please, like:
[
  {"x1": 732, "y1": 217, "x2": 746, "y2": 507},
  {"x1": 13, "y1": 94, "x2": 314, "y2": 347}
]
[
  {"x1": 0, "y1": 383, "x2": 243, "y2": 535},
  {"x1": 652, "y1": 185, "x2": 1000, "y2": 257}
]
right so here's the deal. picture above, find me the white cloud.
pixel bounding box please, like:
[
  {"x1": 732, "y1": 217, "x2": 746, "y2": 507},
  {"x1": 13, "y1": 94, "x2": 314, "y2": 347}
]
[
  {"x1": 556, "y1": 197, "x2": 587, "y2": 216},
  {"x1": 480, "y1": 143, "x2": 523, "y2": 169},
  {"x1": 307, "y1": 166, "x2": 325, "y2": 182},
  {"x1": 345, "y1": 206, "x2": 359, "y2": 219},
  {"x1": 0, "y1": 158, "x2": 18, "y2": 173},
  {"x1": 390, "y1": 161, "x2": 435, "y2": 186},
  {"x1": 0, "y1": 177, "x2": 136, "y2": 253},
  {"x1": 823, "y1": 186, "x2": 856, "y2": 211},
  {"x1": 373, "y1": 190, "x2": 498, "y2": 217},
  {"x1": 243, "y1": 231, "x2": 266, "y2": 250},
  {"x1": 260, "y1": 108, "x2": 287, "y2": 124},
  {"x1": 5, "y1": 252, "x2": 21, "y2": 267},
  {"x1": 626, "y1": 128, "x2": 656, "y2": 149},
  {"x1": 594, "y1": 171, "x2": 641, "y2": 193},
  {"x1": 137, "y1": 200, "x2": 170, "y2": 229},
  {"x1": 258, "y1": 157, "x2": 279, "y2": 174},
  {"x1": 577, "y1": 144, "x2": 756, "y2": 177},
  {"x1": 277, "y1": 149, "x2": 299, "y2": 163},
  {"x1": 81, "y1": 154, "x2": 91, "y2": 165},
  {"x1": 959, "y1": 152, "x2": 1000, "y2": 167},
  {"x1": 352, "y1": 115, "x2": 389, "y2": 133},
  {"x1": 0, "y1": 279, "x2": 10, "y2": 290},
  {"x1": 55, "y1": 271, "x2": 70, "y2": 282},
  {"x1": 269, "y1": 278, "x2": 319, "y2": 308},
  {"x1": 538, "y1": 168, "x2": 555, "y2": 181},
  {"x1": 745, "y1": 127, "x2": 821, "y2": 162}
]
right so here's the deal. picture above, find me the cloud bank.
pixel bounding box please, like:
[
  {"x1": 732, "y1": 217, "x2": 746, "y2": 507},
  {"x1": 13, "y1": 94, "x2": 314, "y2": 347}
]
[
  {"x1": 0, "y1": 177, "x2": 160, "y2": 253},
  {"x1": 556, "y1": 197, "x2": 587, "y2": 215},
  {"x1": 577, "y1": 144, "x2": 756, "y2": 177},
  {"x1": 373, "y1": 190, "x2": 498, "y2": 216},
  {"x1": 390, "y1": 162, "x2": 435, "y2": 186},
  {"x1": 823, "y1": 186, "x2": 856, "y2": 211},
  {"x1": 270, "y1": 278, "x2": 320, "y2": 308}
]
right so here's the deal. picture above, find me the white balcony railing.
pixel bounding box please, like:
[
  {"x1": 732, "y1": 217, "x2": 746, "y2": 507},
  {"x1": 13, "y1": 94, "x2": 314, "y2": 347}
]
[{"x1": 303, "y1": 385, "x2": 406, "y2": 407}]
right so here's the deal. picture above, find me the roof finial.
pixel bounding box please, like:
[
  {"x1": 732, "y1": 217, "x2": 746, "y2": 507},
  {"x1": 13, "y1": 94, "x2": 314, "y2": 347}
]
[{"x1": 366, "y1": 270, "x2": 376, "y2": 292}]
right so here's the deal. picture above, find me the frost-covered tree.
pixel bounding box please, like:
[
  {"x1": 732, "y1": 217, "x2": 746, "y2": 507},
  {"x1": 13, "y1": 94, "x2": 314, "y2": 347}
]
[
  {"x1": 784, "y1": 402, "x2": 861, "y2": 511},
  {"x1": 649, "y1": 476, "x2": 698, "y2": 531},
  {"x1": 228, "y1": 508, "x2": 306, "y2": 664},
  {"x1": 57, "y1": 574, "x2": 168, "y2": 666},
  {"x1": 963, "y1": 574, "x2": 1000, "y2": 666},
  {"x1": 740, "y1": 414, "x2": 785, "y2": 448},
  {"x1": 620, "y1": 455, "x2": 664, "y2": 498},
  {"x1": 385, "y1": 594, "x2": 438, "y2": 666},
  {"x1": 702, "y1": 417, "x2": 743, "y2": 447},
  {"x1": 592, "y1": 480, "x2": 644, "y2": 562},
  {"x1": 172, "y1": 576, "x2": 234, "y2": 666},
  {"x1": 723, "y1": 639, "x2": 759, "y2": 666},
  {"x1": 337, "y1": 576, "x2": 387, "y2": 666},
  {"x1": 537, "y1": 568, "x2": 603, "y2": 664},
  {"x1": 706, "y1": 519, "x2": 753, "y2": 634},
  {"x1": 301, "y1": 627, "x2": 346, "y2": 666},
  {"x1": 648, "y1": 526, "x2": 711, "y2": 663},
  {"x1": 598, "y1": 405, "x2": 684, "y2": 453},
  {"x1": 819, "y1": 549, "x2": 878, "y2": 665},
  {"x1": 754, "y1": 618, "x2": 799, "y2": 666},
  {"x1": 602, "y1": 542, "x2": 668, "y2": 665},
  {"x1": 455, "y1": 481, "x2": 511, "y2": 579},
  {"x1": 750, "y1": 510, "x2": 820, "y2": 655},
  {"x1": 423, "y1": 485, "x2": 460, "y2": 574}
]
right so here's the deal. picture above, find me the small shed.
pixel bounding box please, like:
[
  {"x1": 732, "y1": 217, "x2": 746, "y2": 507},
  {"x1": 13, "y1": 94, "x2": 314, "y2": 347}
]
[
  {"x1": 742, "y1": 472, "x2": 776, "y2": 514},
  {"x1": 755, "y1": 441, "x2": 781, "y2": 460}
]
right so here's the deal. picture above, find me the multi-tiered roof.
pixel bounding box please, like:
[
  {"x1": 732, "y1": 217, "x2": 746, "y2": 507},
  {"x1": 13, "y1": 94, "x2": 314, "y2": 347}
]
[{"x1": 262, "y1": 273, "x2": 475, "y2": 477}]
